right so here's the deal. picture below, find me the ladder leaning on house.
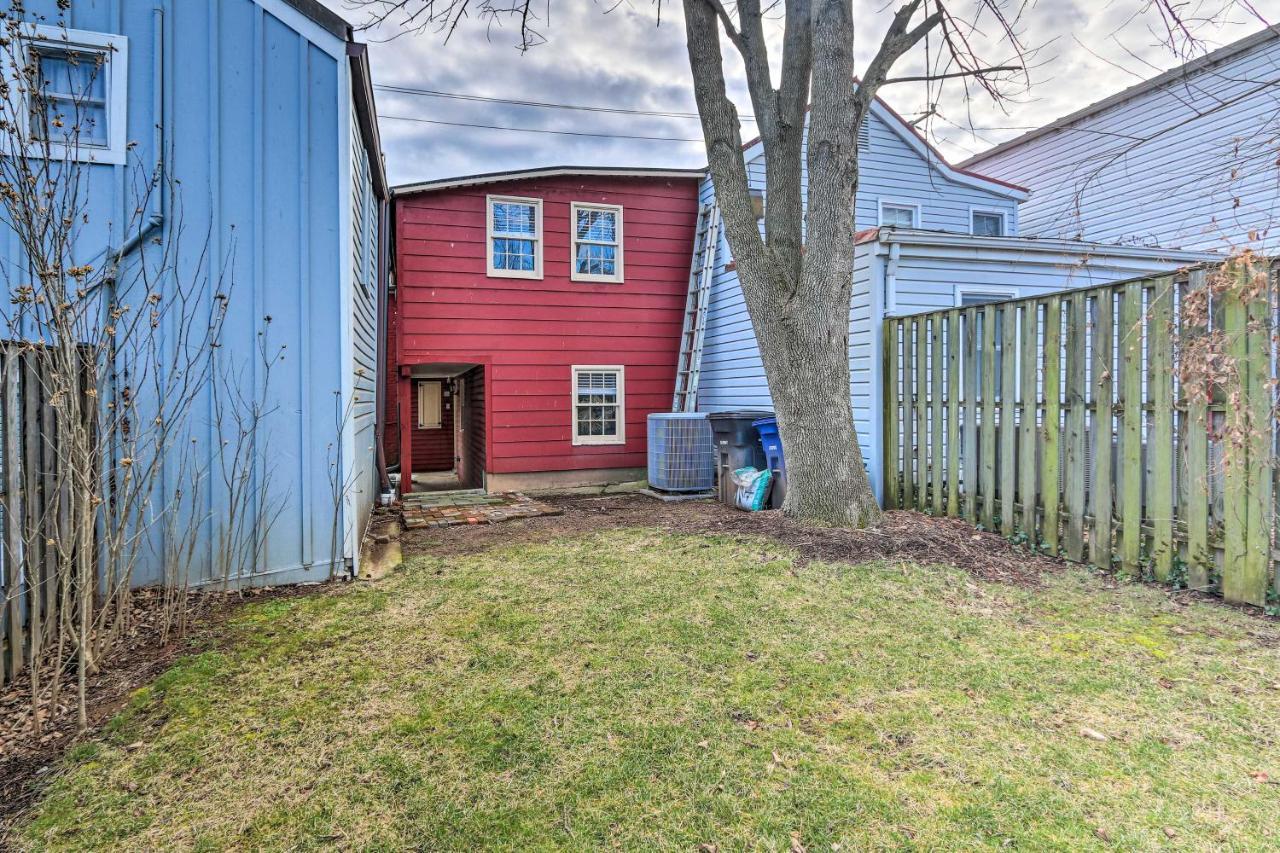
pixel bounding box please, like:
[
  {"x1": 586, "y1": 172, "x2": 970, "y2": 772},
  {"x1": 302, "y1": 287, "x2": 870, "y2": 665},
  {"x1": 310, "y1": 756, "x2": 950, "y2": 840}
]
[{"x1": 672, "y1": 204, "x2": 722, "y2": 412}]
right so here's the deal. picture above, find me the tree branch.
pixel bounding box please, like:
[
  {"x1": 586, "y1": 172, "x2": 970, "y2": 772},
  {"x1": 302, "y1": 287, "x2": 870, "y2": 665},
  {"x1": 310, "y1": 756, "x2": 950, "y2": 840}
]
[{"x1": 882, "y1": 64, "x2": 1022, "y2": 85}]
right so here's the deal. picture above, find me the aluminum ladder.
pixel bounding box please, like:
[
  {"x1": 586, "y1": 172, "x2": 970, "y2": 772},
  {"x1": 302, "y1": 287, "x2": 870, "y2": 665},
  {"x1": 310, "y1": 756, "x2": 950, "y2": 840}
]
[{"x1": 672, "y1": 204, "x2": 721, "y2": 412}]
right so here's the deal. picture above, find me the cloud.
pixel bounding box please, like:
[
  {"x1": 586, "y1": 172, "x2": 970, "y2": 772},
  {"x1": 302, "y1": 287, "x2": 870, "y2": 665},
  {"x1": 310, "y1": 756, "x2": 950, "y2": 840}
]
[{"x1": 319, "y1": 0, "x2": 1270, "y2": 184}]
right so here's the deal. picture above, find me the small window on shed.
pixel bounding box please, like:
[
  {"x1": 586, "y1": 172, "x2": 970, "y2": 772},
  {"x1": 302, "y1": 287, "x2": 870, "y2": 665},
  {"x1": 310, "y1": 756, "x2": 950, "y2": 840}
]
[
  {"x1": 572, "y1": 366, "x2": 625, "y2": 446},
  {"x1": 487, "y1": 195, "x2": 542, "y2": 279},
  {"x1": 571, "y1": 203, "x2": 623, "y2": 282},
  {"x1": 972, "y1": 210, "x2": 1006, "y2": 237},
  {"x1": 18, "y1": 25, "x2": 129, "y2": 165},
  {"x1": 879, "y1": 201, "x2": 919, "y2": 229}
]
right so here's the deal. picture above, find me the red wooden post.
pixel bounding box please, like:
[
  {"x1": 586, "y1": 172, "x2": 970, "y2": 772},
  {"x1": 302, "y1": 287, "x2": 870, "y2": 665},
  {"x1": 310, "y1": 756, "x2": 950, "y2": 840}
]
[{"x1": 398, "y1": 371, "x2": 414, "y2": 494}]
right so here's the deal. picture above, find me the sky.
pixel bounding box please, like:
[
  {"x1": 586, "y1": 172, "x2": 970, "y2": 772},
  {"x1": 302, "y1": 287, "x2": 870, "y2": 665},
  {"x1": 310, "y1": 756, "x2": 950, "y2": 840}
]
[{"x1": 319, "y1": 0, "x2": 1275, "y2": 187}]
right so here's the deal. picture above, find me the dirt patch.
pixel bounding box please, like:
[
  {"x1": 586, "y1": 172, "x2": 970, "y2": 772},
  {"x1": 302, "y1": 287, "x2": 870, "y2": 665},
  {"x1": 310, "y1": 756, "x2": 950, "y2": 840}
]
[
  {"x1": 403, "y1": 493, "x2": 1061, "y2": 585},
  {"x1": 0, "y1": 582, "x2": 335, "y2": 827}
]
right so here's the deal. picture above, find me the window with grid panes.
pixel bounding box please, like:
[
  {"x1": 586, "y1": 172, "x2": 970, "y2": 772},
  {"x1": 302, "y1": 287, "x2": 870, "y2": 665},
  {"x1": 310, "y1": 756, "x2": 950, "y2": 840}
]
[
  {"x1": 487, "y1": 196, "x2": 542, "y2": 278},
  {"x1": 572, "y1": 367, "x2": 624, "y2": 445},
  {"x1": 571, "y1": 203, "x2": 622, "y2": 282}
]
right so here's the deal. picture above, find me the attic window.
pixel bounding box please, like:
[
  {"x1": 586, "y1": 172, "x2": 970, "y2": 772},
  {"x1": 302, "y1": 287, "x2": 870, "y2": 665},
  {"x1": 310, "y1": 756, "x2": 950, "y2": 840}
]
[
  {"x1": 972, "y1": 210, "x2": 1006, "y2": 237},
  {"x1": 19, "y1": 25, "x2": 128, "y2": 165},
  {"x1": 879, "y1": 200, "x2": 919, "y2": 229}
]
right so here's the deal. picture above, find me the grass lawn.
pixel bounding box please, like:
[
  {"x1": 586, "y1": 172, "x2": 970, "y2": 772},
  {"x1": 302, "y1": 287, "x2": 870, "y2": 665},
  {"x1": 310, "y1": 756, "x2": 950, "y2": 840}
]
[{"x1": 14, "y1": 525, "x2": 1280, "y2": 850}]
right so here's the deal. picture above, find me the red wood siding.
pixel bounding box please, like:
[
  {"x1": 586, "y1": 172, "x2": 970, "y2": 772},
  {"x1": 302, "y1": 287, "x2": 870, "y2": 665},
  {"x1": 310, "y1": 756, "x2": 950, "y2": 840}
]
[
  {"x1": 384, "y1": 291, "x2": 401, "y2": 467},
  {"x1": 464, "y1": 365, "x2": 485, "y2": 486},
  {"x1": 391, "y1": 175, "x2": 699, "y2": 475}
]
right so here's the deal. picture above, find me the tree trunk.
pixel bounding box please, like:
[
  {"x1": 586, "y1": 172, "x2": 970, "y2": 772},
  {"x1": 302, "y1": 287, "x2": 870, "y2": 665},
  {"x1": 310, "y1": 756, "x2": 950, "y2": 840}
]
[{"x1": 751, "y1": 277, "x2": 880, "y2": 526}]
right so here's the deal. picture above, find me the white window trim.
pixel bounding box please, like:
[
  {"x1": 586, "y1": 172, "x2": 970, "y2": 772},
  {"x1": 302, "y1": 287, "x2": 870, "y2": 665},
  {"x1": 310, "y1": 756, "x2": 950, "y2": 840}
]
[
  {"x1": 486, "y1": 194, "x2": 543, "y2": 280},
  {"x1": 417, "y1": 380, "x2": 443, "y2": 429},
  {"x1": 9, "y1": 24, "x2": 129, "y2": 166},
  {"x1": 570, "y1": 202, "x2": 624, "y2": 283},
  {"x1": 878, "y1": 198, "x2": 920, "y2": 229},
  {"x1": 969, "y1": 207, "x2": 1008, "y2": 237},
  {"x1": 954, "y1": 284, "x2": 1019, "y2": 307},
  {"x1": 571, "y1": 364, "x2": 626, "y2": 446}
]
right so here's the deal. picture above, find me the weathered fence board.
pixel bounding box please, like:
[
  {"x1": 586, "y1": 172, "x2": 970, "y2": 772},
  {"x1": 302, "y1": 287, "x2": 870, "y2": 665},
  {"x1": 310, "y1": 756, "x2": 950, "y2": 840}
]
[
  {"x1": 884, "y1": 260, "x2": 1278, "y2": 606},
  {"x1": 0, "y1": 343, "x2": 85, "y2": 686}
]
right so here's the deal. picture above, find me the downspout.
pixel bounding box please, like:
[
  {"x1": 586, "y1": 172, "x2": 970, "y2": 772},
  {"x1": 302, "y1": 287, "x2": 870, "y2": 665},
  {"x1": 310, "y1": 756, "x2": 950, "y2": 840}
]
[{"x1": 374, "y1": 194, "x2": 391, "y2": 493}]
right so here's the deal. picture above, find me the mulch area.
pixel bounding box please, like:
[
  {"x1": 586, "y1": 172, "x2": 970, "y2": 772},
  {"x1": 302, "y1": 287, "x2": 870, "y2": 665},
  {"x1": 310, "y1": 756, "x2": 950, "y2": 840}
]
[
  {"x1": 0, "y1": 583, "x2": 332, "y2": 829},
  {"x1": 403, "y1": 493, "x2": 1063, "y2": 586}
]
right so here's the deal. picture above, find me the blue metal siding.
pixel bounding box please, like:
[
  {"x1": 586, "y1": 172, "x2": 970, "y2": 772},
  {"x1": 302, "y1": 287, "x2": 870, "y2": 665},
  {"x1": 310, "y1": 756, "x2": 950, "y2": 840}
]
[
  {"x1": 970, "y1": 35, "x2": 1280, "y2": 251},
  {"x1": 0, "y1": 0, "x2": 371, "y2": 586}
]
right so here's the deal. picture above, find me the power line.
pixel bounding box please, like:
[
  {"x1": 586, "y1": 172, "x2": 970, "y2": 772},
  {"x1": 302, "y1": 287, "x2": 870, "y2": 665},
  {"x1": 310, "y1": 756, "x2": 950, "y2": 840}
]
[
  {"x1": 374, "y1": 82, "x2": 757, "y2": 122},
  {"x1": 380, "y1": 113, "x2": 707, "y2": 143}
]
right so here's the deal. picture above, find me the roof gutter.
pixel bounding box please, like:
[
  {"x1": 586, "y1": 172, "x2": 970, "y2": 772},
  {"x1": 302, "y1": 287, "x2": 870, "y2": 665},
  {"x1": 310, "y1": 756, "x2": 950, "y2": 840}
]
[{"x1": 876, "y1": 228, "x2": 1223, "y2": 264}]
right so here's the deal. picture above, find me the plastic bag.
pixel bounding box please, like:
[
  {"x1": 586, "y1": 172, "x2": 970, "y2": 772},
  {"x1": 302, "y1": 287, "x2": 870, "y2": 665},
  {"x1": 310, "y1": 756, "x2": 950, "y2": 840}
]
[{"x1": 731, "y1": 466, "x2": 772, "y2": 511}]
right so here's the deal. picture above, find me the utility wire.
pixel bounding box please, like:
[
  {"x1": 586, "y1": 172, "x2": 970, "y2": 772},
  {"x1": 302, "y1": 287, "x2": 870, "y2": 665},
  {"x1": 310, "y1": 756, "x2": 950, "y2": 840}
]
[
  {"x1": 380, "y1": 113, "x2": 707, "y2": 143},
  {"x1": 374, "y1": 82, "x2": 757, "y2": 122}
]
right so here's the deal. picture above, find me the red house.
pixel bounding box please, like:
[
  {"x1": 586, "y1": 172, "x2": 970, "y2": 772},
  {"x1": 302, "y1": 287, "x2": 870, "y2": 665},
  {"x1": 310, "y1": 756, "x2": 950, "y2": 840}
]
[{"x1": 387, "y1": 166, "x2": 703, "y2": 493}]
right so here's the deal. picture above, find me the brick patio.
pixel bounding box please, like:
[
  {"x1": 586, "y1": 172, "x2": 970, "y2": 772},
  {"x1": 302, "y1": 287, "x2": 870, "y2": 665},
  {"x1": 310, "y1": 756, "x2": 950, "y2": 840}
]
[{"x1": 399, "y1": 490, "x2": 562, "y2": 529}]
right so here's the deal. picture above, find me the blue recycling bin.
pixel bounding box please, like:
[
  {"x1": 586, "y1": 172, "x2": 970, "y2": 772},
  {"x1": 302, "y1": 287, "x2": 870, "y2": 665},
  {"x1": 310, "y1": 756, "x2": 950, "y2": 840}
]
[{"x1": 753, "y1": 417, "x2": 786, "y2": 508}]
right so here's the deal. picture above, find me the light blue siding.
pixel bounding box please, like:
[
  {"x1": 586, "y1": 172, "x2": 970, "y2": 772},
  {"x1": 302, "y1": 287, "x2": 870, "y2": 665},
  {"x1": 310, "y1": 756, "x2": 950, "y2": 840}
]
[
  {"x1": 966, "y1": 29, "x2": 1280, "y2": 251},
  {"x1": 0, "y1": 0, "x2": 380, "y2": 586}
]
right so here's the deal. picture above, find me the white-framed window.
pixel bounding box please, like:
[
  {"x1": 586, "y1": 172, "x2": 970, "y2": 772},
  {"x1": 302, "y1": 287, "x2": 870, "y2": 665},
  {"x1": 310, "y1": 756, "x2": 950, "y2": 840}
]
[
  {"x1": 971, "y1": 208, "x2": 1007, "y2": 237},
  {"x1": 878, "y1": 199, "x2": 919, "y2": 229},
  {"x1": 955, "y1": 285, "x2": 1019, "y2": 307},
  {"x1": 571, "y1": 365, "x2": 625, "y2": 446},
  {"x1": 571, "y1": 202, "x2": 623, "y2": 283},
  {"x1": 417, "y1": 381, "x2": 443, "y2": 429},
  {"x1": 486, "y1": 195, "x2": 542, "y2": 279},
  {"x1": 11, "y1": 25, "x2": 129, "y2": 165}
]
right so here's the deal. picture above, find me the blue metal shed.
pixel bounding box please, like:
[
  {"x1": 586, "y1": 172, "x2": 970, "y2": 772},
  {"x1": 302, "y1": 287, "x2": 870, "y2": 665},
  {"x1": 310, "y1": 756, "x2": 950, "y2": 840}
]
[{"x1": 0, "y1": 0, "x2": 388, "y2": 586}]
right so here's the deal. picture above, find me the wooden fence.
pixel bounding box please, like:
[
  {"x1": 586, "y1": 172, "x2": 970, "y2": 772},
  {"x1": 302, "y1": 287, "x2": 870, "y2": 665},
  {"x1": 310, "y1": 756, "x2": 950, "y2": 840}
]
[
  {"x1": 0, "y1": 342, "x2": 83, "y2": 686},
  {"x1": 882, "y1": 259, "x2": 1277, "y2": 607}
]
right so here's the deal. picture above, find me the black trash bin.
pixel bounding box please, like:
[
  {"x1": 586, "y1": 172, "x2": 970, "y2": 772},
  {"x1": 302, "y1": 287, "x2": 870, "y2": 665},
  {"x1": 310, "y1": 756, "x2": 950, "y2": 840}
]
[{"x1": 707, "y1": 411, "x2": 773, "y2": 506}]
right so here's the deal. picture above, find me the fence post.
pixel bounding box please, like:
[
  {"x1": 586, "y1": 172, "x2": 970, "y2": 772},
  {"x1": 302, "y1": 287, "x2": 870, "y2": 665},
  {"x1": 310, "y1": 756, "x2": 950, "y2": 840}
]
[
  {"x1": 1243, "y1": 267, "x2": 1272, "y2": 606},
  {"x1": 1062, "y1": 293, "x2": 1086, "y2": 561},
  {"x1": 1222, "y1": 264, "x2": 1252, "y2": 603},
  {"x1": 883, "y1": 319, "x2": 901, "y2": 510},
  {"x1": 1042, "y1": 295, "x2": 1062, "y2": 554},
  {"x1": 1149, "y1": 278, "x2": 1176, "y2": 581},
  {"x1": 962, "y1": 310, "x2": 978, "y2": 522},
  {"x1": 946, "y1": 310, "x2": 961, "y2": 517},
  {"x1": 915, "y1": 317, "x2": 929, "y2": 511},
  {"x1": 1092, "y1": 289, "x2": 1115, "y2": 571},
  {"x1": 931, "y1": 315, "x2": 945, "y2": 514},
  {"x1": 1182, "y1": 270, "x2": 1211, "y2": 591},
  {"x1": 980, "y1": 305, "x2": 998, "y2": 529},
  {"x1": 1000, "y1": 305, "x2": 1018, "y2": 536},
  {"x1": 1119, "y1": 282, "x2": 1145, "y2": 576},
  {"x1": 901, "y1": 318, "x2": 915, "y2": 511},
  {"x1": 1019, "y1": 302, "x2": 1039, "y2": 537}
]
